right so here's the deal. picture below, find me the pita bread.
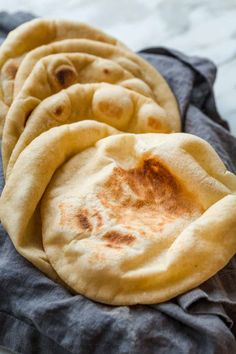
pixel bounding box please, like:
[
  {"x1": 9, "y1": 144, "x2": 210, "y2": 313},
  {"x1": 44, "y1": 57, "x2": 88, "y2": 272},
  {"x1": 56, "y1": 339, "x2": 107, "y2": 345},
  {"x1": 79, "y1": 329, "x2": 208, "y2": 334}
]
[
  {"x1": 13, "y1": 39, "x2": 179, "y2": 125},
  {"x1": 0, "y1": 126, "x2": 235, "y2": 305},
  {"x1": 6, "y1": 83, "x2": 173, "y2": 177},
  {"x1": 0, "y1": 18, "x2": 124, "y2": 68},
  {"x1": 0, "y1": 120, "x2": 118, "y2": 280},
  {"x1": 2, "y1": 53, "x2": 134, "y2": 171},
  {"x1": 1, "y1": 51, "x2": 142, "y2": 172},
  {"x1": 14, "y1": 39, "x2": 142, "y2": 98},
  {"x1": 15, "y1": 50, "x2": 152, "y2": 110},
  {"x1": 2, "y1": 37, "x2": 180, "y2": 172},
  {"x1": 0, "y1": 18, "x2": 126, "y2": 131}
]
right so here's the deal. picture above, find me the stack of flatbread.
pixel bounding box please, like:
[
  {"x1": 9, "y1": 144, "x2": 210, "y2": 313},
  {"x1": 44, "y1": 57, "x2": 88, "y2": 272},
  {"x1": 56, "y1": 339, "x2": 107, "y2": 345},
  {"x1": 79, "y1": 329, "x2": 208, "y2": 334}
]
[{"x1": 0, "y1": 18, "x2": 235, "y2": 305}]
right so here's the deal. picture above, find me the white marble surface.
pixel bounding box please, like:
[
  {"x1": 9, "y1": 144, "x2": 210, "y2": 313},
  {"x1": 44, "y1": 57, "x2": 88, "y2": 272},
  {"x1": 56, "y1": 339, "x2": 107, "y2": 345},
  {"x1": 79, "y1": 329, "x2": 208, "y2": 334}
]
[{"x1": 0, "y1": 1, "x2": 235, "y2": 353}]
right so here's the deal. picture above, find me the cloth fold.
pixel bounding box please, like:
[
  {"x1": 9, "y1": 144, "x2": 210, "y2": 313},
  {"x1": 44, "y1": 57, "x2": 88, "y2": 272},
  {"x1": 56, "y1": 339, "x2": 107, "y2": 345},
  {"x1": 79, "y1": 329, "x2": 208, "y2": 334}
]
[{"x1": 0, "y1": 12, "x2": 236, "y2": 354}]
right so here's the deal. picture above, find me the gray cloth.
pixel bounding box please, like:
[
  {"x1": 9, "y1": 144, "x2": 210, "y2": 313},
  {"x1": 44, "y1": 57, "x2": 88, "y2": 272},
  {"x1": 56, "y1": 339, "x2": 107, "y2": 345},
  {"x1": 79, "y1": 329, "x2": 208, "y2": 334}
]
[
  {"x1": 0, "y1": 12, "x2": 236, "y2": 354},
  {"x1": 0, "y1": 11, "x2": 35, "y2": 41}
]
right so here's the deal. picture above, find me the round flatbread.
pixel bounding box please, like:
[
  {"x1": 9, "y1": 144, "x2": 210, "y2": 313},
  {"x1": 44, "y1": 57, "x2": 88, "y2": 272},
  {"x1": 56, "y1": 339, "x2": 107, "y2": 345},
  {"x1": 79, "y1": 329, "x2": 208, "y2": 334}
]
[
  {"x1": 1, "y1": 53, "x2": 147, "y2": 174},
  {"x1": 13, "y1": 39, "x2": 179, "y2": 125},
  {"x1": 2, "y1": 37, "x2": 181, "y2": 173},
  {"x1": 0, "y1": 18, "x2": 126, "y2": 131},
  {"x1": 0, "y1": 18, "x2": 124, "y2": 68},
  {"x1": 16, "y1": 52, "x2": 154, "y2": 97},
  {"x1": 14, "y1": 39, "x2": 142, "y2": 98},
  {"x1": 2, "y1": 51, "x2": 150, "y2": 172},
  {"x1": 6, "y1": 83, "x2": 173, "y2": 177},
  {"x1": 1, "y1": 126, "x2": 236, "y2": 305},
  {"x1": 0, "y1": 120, "x2": 119, "y2": 280}
]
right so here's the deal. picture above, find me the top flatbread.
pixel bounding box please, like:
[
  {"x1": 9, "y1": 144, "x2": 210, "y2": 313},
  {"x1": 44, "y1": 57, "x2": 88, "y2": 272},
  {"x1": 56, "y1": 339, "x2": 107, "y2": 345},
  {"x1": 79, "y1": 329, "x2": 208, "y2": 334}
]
[
  {"x1": 0, "y1": 122, "x2": 235, "y2": 305},
  {"x1": 0, "y1": 18, "x2": 125, "y2": 67},
  {"x1": 0, "y1": 18, "x2": 126, "y2": 123}
]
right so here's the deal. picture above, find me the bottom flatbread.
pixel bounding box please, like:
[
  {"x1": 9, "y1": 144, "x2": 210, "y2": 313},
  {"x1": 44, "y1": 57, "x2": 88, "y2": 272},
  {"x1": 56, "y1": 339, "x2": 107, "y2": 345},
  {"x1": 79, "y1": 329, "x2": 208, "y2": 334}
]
[{"x1": 1, "y1": 123, "x2": 236, "y2": 305}]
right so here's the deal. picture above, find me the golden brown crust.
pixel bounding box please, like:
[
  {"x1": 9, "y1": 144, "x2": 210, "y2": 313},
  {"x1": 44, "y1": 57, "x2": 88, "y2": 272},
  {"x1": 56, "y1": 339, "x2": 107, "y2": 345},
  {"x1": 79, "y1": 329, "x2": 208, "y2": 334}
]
[{"x1": 1, "y1": 127, "x2": 236, "y2": 305}]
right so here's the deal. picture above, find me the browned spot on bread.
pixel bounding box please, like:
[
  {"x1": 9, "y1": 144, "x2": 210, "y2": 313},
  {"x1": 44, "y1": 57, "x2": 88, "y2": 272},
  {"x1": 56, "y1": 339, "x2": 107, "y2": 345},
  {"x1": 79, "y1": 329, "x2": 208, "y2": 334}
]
[
  {"x1": 55, "y1": 65, "x2": 77, "y2": 87},
  {"x1": 59, "y1": 203, "x2": 103, "y2": 233},
  {"x1": 76, "y1": 210, "x2": 92, "y2": 231},
  {"x1": 98, "y1": 101, "x2": 123, "y2": 118},
  {"x1": 97, "y1": 158, "x2": 203, "y2": 238},
  {"x1": 3, "y1": 61, "x2": 18, "y2": 79},
  {"x1": 53, "y1": 105, "x2": 63, "y2": 116},
  {"x1": 148, "y1": 117, "x2": 162, "y2": 130},
  {"x1": 91, "y1": 209, "x2": 103, "y2": 230},
  {"x1": 103, "y1": 68, "x2": 110, "y2": 74},
  {"x1": 103, "y1": 230, "x2": 135, "y2": 248}
]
